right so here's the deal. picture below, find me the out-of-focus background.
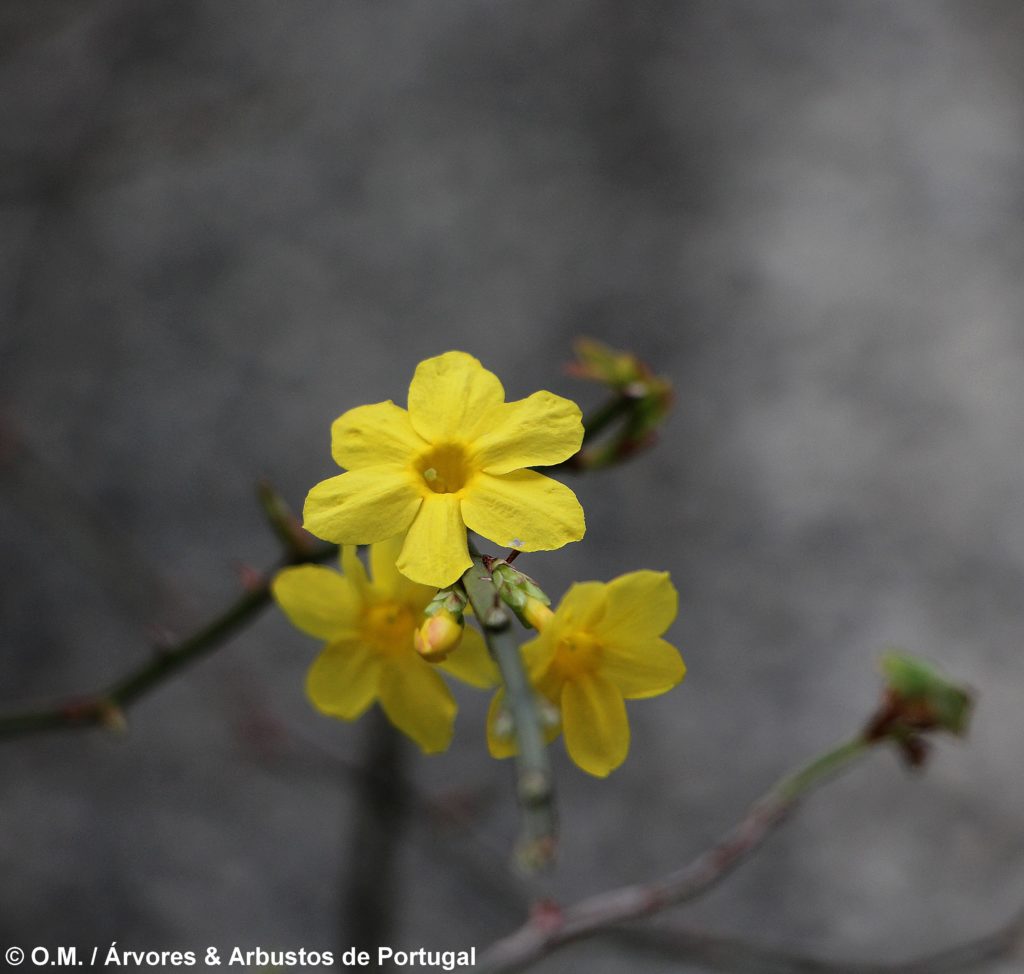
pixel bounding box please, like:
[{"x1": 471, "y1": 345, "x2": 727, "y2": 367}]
[{"x1": 3, "y1": 1, "x2": 1024, "y2": 971}]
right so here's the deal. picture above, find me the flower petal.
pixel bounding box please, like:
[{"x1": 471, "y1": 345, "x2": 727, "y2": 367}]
[
  {"x1": 331, "y1": 401, "x2": 425, "y2": 470},
  {"x1": 601, "y1": 637, "x2": 687, "y2": 699},
  {"x1": 407, "y1": 351, "x2": 505, "y2": 442},
  {"x1": 272, "y1": 565, "x2": 361, "y2": 640},
  {"x1": 438, "y1": 625, "x2": 499, "y2": 689},
  {"x1": 471, "y1": 391, "x2": 584, "y2": 474},
  {"x1": 378, "y1": 657, "x2": 456, "y2": 753},
  {"x1": 306, "y1": 640, "x2": 382, "y2": 720},
  {"x1": 562, "y1": 673, "x2": 630, "y2": 777},
  {"x1": 599, "y1": 571, "x2": 678, "y2": 641},
  {"x1": 303, "y1": 468, "x2": 421, "y2": 544},
  {"x1": 369, "y1": 534, "x2": 435, "y2": 608},
  {"x1": 396, "y1": 495, "x2": 471, "y2": 587},
  {"x1": 341, "y1": 545, "x2": 369, "y2": 594},
  {"x1": 461, "y1": 470, "x2": 585, "y2": 552},
  {"x1": 548, "y1": 581, "x2": 607, "y2": 635}
]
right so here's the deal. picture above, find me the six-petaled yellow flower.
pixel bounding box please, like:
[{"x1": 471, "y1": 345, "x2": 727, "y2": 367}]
[
  {"x1": 303, "y1": 351, "x2": 586, "y2": 588},
  {"x1": 272, "y1": 536, "x2": 498, "y2": 753},
  {"x1": 488, "y1": 571, "x2": 685, "y2": 777}
]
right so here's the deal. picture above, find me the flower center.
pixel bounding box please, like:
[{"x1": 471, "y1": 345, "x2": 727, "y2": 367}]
[
  {"x1": 416, "y1": 443, "x2": 470, "y2": 494},
  {"x1": 553, "y1": 630, "x2": 602, "y2": 680},
  {"x1": 362, "y1": 601, "x2": 415, "y2": 657}
]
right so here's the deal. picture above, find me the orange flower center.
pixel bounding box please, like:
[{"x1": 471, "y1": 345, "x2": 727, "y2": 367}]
[
  {"x1": 552, "y1": 630, "x2": 602, "y2": 680},
  {"x1": 362, "y1": 601, "x2": 416, "y2": 657},
  {"x1": 416, "y1": 443, "x2": 470, "y2": 494}
]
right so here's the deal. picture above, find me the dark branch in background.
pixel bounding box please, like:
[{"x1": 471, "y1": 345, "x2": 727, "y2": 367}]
[
  {"x1": 0, "y1": 535, "x2": 339, "y2": 739},
  {"x1": 341, "y1": 711, "x2": 408, "y2": 953}
]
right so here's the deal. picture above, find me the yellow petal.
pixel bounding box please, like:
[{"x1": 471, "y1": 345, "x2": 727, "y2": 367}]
[
  {"x1": 369, "y1": 534, "x2": 435, "y2": 608},
  {"x1": 518, "y1": 630, "x2": 568, "y2": 705},
  {"x1": 407, "y1": 351, "x2": 505, "y2": 442},
  {"x1": 548, "y1": 581, "x2": 607, "y2": 635},
  {"x1": 331, "y1": 401, "x2": 425, "y2": 470},
  {"x1": 306, "y1": 640, "x2": 382, "y2": 720},
  {"x1": 378, "y1": 657, "x2": 456, "y2": 753},
  {"x1": 438, "y1": 625, "x2": 499, "y2": 689},
  {"x1": 471, "y1": 391, "x2": 584, "y2": 474},
  {"x1": 562, "y1": 673, "x2": 629, "y2": 777},
  {"x1": 460, "y1": 470, "x2": 585, "y2": 552},
  {"x1": 396, "y1": 494, "x2": 471, "y2": 587},
  {"x1": 599, "y1": 571, "x2": 678, "y2": 641},
  {"x1": 340, "y1": 545, "x2": 369, "y2": 594},
  {"x1": 486, "y1": 689, "x2": 517, "y2": 759},
  {"x1": 272, "y1": 565, "x2": 361, "y2": 640},
  {"x1": 303, "y1": 468, "x2": 421, "y2": 544},
  {"x1": 601, "y1": 637, "x2": 686, "y2": 699}
]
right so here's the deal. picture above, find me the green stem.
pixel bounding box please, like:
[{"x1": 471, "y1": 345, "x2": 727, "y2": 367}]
[
  {"x1": 0, "y1": 542, "x2": 339, "y2": 739},
  {"x1": 460, "y1": 552, "x2": 557, "y2": 870},
  {"x1": 773, "y1": 737, "x2": 870, "y2": 803}
]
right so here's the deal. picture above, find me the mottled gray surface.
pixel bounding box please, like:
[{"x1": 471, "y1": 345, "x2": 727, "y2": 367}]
[{"x1": 3, "y1": 1, "x2": 1024, "y2": 971}]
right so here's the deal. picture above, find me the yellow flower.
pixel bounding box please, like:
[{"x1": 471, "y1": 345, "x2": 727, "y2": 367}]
[
  {"x1": 272, "y1": 537, "x2": 498, "y2": 753},
  {"x1": 303, "y1": 351, "x2": 586, "y2": 588},
  {"x1": 488, "y1": 571, "x2": 685, "y2": 776}
]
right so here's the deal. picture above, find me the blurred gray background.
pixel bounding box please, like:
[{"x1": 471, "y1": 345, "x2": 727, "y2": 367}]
[{"x1": 3, "y1": 1, "x2": 1024, "y2": 971}]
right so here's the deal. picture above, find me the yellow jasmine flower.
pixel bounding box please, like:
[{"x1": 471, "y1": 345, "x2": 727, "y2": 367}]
[
  {"x1": 488, "y1": 571, "x2": 685, "y2": 776},
  {"x1": 272, "y1": 537, "x2": 498, "y2": 754},
  {"x1": 303, "y1": 351, "x2": 586, "y2": 588}
]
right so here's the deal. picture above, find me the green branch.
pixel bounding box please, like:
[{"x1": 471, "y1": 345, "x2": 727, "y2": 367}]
[
  {"x1": 460, "y1": 552, "x2": 557, "y2": 871},
  {"x1": 0, "y1": 541, "x2": 339, "y2": 739}
]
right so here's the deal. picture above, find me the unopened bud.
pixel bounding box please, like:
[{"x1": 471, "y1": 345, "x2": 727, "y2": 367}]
[
  {"x1": 522, "y1": 597, "x2": 554, "y2": 631},
  {"x1": 864, "y1": 652, "x2": 972, "y2": 767},
  {"x1": 877, "y1": 652, "x2": 972, "y2": 737},
  {"x1": 414, "y1": 609, "x2": 464, "y2": 662},
  {"x1": 489, "y1": 561, "x2": 552, "y2": 629}
]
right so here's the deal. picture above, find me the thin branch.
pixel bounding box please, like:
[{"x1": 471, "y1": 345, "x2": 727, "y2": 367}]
[
  {"x1": 0, "y1": 541, "x2": 339, "y2": 739},
  {"x1": 460, "y1": 552, "x2": 557, "y2": 871},
  {"x1": 342, "y1": 711, "x2": 407, "y2": 951},
  {"x1": 478, "y1": 736, "x2": 872, "y2": 972},
  {"x1": 618, "y1": 909, "x2": 1024, "y2": 974}
]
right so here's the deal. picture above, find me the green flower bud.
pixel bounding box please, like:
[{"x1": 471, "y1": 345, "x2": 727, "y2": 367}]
[{"x1": 488, "y1": 560, "x2": 552, "y2": 629}]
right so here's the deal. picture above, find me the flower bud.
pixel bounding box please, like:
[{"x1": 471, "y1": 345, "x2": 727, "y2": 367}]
[
  {"x1": 864, "y1": 652, "x2": 973, "y2": 768},
  {"x1": 522, "y1": 597, "x2": 554, "y2": 632},
  {"x1": 489, "y1": 560, "x2": 553, "y2": 630},
  {"x1": 877, "y1": 652, "x2": 972, "y2": 737},
  {"x1": 414, "y1": 608, "x2": 464, "y2": 662}
]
